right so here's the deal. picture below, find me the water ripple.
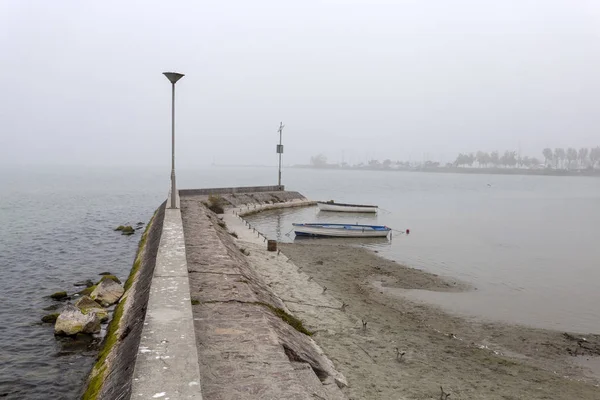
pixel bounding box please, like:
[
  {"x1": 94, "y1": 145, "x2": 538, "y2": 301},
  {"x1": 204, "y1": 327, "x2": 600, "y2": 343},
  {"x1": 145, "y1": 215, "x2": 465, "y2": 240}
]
[{"x1": 0, "y1": 172, "x2": 163, "y2": 399}]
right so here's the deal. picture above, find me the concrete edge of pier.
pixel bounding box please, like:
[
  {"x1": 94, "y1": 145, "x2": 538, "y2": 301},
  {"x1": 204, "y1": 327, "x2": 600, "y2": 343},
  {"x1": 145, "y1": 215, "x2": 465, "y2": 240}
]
[
  {"x1": 130, "y1": 205, "x2": 203, "y2": 399},
  {"x1": 81, "y1": 202, "x2": 167, "y2": 400}
]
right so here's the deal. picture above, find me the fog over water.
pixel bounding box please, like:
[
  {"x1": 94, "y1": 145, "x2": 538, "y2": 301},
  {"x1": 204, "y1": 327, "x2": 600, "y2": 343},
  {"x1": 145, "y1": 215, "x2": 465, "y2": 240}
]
[{"x1": 2, "y1": 1, "x2": 600, "y2": 168}]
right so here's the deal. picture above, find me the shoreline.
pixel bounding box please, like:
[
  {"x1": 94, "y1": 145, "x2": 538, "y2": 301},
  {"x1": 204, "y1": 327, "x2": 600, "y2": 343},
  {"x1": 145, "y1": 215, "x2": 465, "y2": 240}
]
[
  {"x1": 289, "y1": 165, "x2": 600, "y2": 178},
  {"x1": 237, "y1": 236, "x2": 600, "y2": 399}
]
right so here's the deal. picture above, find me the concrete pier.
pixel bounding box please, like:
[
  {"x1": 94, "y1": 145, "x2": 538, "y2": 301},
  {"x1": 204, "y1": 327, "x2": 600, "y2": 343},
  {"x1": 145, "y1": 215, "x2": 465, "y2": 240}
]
[{"x1": 84, "y1": 187, "x2": 345, "y2": 400}]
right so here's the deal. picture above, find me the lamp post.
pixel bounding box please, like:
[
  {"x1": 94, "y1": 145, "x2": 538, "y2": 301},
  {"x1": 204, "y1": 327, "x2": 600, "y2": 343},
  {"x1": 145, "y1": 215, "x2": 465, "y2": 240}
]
[
  {"x1": 277, "y1": 122, "x2": 284, "y2": 189},
  {"x1": 163, "y1": 72, "x2": 184, "y2": 209}
]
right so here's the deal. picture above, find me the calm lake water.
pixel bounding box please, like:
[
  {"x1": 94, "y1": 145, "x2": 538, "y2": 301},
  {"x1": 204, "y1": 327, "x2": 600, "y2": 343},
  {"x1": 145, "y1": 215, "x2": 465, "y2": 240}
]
[
  {"x1": 245, "y1": 168, "x2": 600, "y2": 334},
  {"x1": 0, "y1": 165, "x2": 598, "y2": 398}
]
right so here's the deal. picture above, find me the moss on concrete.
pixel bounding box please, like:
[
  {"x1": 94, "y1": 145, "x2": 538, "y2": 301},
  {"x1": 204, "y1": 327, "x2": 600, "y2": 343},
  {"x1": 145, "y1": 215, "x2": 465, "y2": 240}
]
[
  {"x1": 99, "y1": 295, "x2": 126, "y2": 363},
  {"x1": 199, "y1": 299, "x2": 313, "y2": 336},
  {"x1": 123, "y1": 214, "x2": 152, "y2": 292},
  {"x1": 81, "y1": 296, "x2": 125, "y2": 400},
  {"x1": 82, "y1": 365, "x2": 106, "y2": 400},
  {"x1": 82, "y1": 211, "x2": 156, "y2": 400},
  {"x1": 263, "y1": 304, "x2": 314, "y2": 336},
  {"x1": 206, "y1": 194, "x2": 227, "y2": 214}
]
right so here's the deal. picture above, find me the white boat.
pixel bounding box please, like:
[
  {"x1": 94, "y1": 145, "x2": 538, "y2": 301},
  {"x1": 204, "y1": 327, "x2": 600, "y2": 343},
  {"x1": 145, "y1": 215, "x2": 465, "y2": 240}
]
[
  {"x1": 317, "y1": 201, "x2": 378, "y2": 213},
  {"x1": 293, "y1": 223, "x2": 391, "y2": 238}
]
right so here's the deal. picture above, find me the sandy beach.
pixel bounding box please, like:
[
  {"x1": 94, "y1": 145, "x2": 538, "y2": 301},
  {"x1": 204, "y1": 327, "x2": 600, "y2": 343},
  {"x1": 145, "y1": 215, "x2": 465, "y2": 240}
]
[{"x1": 238, "y1": 237, "x2": 600, "y2": 400}]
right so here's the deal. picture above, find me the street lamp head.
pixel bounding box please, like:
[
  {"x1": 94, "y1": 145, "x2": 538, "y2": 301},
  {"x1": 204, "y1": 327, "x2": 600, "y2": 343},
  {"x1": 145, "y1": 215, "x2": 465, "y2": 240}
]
[{"x1": 163, "y1": 72, "x2": 185, "y2": 84}]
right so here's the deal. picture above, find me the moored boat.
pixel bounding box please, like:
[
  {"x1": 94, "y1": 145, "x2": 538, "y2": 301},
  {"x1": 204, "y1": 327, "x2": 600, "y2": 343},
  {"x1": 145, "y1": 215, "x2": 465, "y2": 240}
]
[
  {"x1": 293, "y1": 223, "x2": 391, "y2": 238},
  {"x1": 317, "y1": 201, "x2": 378, "y2": 213}
]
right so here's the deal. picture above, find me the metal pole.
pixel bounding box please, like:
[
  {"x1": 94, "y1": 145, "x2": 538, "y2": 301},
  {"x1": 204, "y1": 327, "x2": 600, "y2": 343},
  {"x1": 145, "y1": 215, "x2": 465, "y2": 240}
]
[
  {"x1": 163, "y1": 72, "x2": 184, "y2": 208},
  {"x1": 170, "y1": 82, "x2": 176, "y2": 209},
  {"x1": 278, "y1": 124, "x2": 282, "y2": 187}
]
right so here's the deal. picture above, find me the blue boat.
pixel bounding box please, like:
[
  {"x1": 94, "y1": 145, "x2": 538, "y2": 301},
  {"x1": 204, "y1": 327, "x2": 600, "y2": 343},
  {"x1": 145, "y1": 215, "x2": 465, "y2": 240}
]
[{"x1": 293, "y1": 223, "x2": 391, "y2": 238}]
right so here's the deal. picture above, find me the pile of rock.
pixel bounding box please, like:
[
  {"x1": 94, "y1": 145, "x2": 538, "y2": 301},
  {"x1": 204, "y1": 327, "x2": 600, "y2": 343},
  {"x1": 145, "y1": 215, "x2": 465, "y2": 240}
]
[{"x1": 44, "y1": 274, "x2": 125, "y2": 336}]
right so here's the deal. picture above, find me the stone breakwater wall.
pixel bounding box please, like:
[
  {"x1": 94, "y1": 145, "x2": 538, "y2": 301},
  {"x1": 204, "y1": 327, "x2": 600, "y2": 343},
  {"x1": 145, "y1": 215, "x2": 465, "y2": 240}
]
[
  {"x1": 81, "y1": 202, "x2": 166, "y2": 400},
  {"x1": 220, "y1": 190, "x2": 312, "y2": 208},
  {"x1": 179, "y1": 185, "x2": 284, "y2": 196},
  {"x1": 236, "y1": 198, "x2": 318, "y2": 217}
]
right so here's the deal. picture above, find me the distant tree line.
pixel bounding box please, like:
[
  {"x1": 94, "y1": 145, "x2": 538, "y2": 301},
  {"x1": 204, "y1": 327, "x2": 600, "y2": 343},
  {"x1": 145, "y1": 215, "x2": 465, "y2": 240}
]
[
  {"x1": 455, "y1": 147, "x2": 600, "y2": 169},
  {"x1": 454, "y1": 151, "x2": 538, "y2": 168},
  {"x1": 308, "y1": 154, "x2": 436, "y2": 169},
  {"x1": 308, "y1": 146, "x2": 600, "y2": 171},
  {"x1": 541, "y1": 147, "x2": 600, "y2": 169}
]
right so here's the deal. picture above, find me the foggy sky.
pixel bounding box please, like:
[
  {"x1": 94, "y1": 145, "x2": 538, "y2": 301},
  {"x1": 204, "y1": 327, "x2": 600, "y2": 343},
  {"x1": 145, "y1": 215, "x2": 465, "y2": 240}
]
[{"x1": 1, "y1": 0, "x2": 600, "y2": 168}]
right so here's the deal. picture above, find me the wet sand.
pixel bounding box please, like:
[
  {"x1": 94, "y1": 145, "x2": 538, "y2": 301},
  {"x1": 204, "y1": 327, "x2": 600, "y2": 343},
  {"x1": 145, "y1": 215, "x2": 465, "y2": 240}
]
[{"x1": 272, "y1": 243, "x2": 600, "y2": 400}]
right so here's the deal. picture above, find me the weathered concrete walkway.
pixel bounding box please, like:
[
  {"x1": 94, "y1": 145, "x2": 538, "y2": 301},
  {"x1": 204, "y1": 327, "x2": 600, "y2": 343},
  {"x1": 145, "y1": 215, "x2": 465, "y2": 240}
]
[
  {"x1": 132, "y1": 207, "x2": 203, "y2": 399},
  {"x1": 180, "y1": 191, "x2": 346, "y2": 400}
]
